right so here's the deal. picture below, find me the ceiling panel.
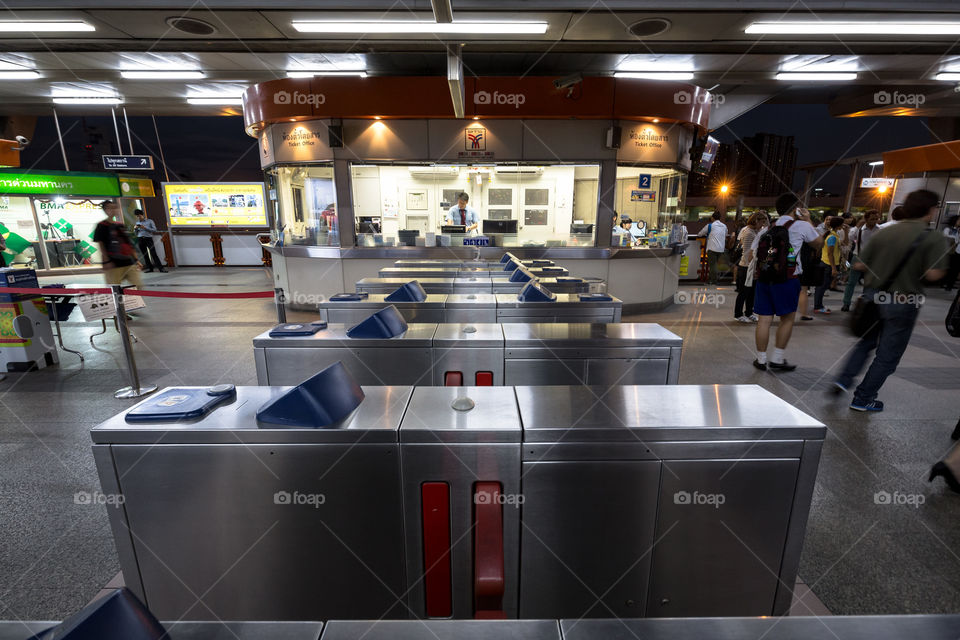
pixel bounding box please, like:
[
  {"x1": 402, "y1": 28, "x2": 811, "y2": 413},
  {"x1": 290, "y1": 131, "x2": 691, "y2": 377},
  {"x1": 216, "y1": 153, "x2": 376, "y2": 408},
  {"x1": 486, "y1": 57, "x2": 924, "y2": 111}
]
[{"x1": 85, "y1": 10, "x2": 286, "y2": 39}]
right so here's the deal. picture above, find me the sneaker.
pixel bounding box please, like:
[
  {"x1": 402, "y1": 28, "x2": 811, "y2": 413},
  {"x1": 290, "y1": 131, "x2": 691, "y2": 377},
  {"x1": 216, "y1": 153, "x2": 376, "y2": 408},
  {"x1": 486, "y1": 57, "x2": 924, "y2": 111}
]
[
  {"x1": 814, "y1": 308, "x2": 831, "y2": 315},
  {"x1": 800, "y1": 316, "x2": 814, "y2": 321},
  {"x1": 829, "y1": 381, "x2": 849, "y2": 395},
  {"x1": 850, "y1": 399, "x2": 884, "y2": 412},
  {"x1": 752, "y1": 359, "x2": 767, "y2": 371},
  {"x1": 841, "y1": 305, "x2": 850, "y2": 312},
  {"x1": 736, "y1": 316, "x2": 752, "y2": 323},
  {"x1": 749, "y1": 314, "x2": 759, "y2": 322},
  {"x1": 768, "y1": 360, "x2": 797, "y2": 372}
]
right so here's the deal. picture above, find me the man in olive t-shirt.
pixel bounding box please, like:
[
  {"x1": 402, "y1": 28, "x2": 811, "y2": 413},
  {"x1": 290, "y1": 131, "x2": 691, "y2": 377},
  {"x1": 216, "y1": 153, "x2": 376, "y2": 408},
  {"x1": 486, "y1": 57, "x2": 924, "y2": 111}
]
[{"x1": 832, "y1": 190, "x2": 948, "y2": 412}]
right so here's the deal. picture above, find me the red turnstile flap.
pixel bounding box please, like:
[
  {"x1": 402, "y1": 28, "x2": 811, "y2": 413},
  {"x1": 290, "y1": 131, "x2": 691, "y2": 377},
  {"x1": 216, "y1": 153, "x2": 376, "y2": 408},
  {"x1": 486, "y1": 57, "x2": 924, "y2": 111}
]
[
  {"x1": 422, "y1": 482, "x2": 452, "y2": 618},
  {"x1": 473, "y1": 482, "x2": 505, "y2": 619}
]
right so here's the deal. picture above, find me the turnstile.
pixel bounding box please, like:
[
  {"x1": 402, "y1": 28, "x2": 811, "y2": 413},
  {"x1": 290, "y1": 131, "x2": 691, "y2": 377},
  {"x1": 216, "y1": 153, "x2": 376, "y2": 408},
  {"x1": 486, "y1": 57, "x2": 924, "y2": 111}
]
[
  {"x1": 254, "y1": 322, "x2": 679, "y2": 386},
  {"x1": 443, "y1": 293, "x2": 498, "y2": 323},
  {"x1": 322, "y1": 294, "x2": 447, "y2": 324},
  {"x1": 495, "y1": 293, "x2": 622, "y2": 323},
  {"x1": 503, "y1": 323, "x2": 679, "y2": 385},
  {"x1": 323, "y1": 620, "x2": 560, "y2": 640},
  {"x1": 379, "y1": 267, "x2": 569, "y2": 279},
  {"x1": 93, "y1": 382, "x2": 824, "y2": 621},
  {"x1": 253, "y1": 322, "x2": 436, "y2": 386},
  {"x1": 357, "y1": 277, "x2": 592, "y2": 295}
]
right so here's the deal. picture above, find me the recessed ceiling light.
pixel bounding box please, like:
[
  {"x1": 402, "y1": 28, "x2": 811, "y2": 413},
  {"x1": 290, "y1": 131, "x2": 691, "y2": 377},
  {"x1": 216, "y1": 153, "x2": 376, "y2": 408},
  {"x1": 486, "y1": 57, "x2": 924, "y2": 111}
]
[
  {"x1": 775, "y1": 72, "x2": 858, "y2": 81},
  {"x1": 286, "y1": 70, "x2": 367, "y2": 78},
  {"x1": 747, "y1": 22, "x2": 960, "y2": 35},
  {"x1": 121, "y1": 70, "x2": 205, "y2": 80},
  {"x1": 0, "y1": 21, "x2": 94, "y2": 32},
  {"x1": 0, "y1": 71, "x2": 40, "y2": 80},
  {"x1": 652, "y1": 118, "x2": 660, "y2": 123},
  {"x1": 291, "y1": 21, "x2": 548, "y2": 35},
  {"x1": 52, "y1": 96, "x2": 122, "y2": 105},
  {"x1": 187, "y1": 97, "x2": 243, "y2": 105},
  {"x1": 614, "y1": 72, "x2": 694, "y2": 80},
  {"x1": 934, "y1": 72, "x2": 960, "y2": 81}
]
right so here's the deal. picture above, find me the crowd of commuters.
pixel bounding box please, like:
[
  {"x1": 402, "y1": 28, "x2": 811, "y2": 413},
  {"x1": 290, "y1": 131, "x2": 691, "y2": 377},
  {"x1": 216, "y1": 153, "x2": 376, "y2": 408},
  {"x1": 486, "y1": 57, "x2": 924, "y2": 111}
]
[{"x1": 692, "y1": 189, "x2": 953, "y2": 411}]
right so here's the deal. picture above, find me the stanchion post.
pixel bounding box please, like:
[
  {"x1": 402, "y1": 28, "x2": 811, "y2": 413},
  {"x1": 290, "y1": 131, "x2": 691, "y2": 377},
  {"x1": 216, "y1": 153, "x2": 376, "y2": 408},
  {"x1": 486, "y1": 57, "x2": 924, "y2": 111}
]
[
  {"x1": 275, "y1": 287, "x2": 287, "y2": 323},
  {"x1": 112, "y1": 285, "x2": 158, "y2": 399}
]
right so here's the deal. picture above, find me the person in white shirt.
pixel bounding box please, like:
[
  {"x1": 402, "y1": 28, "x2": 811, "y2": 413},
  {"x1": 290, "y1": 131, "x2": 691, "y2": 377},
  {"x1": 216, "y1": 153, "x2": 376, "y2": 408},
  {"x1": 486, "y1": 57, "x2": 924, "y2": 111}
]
[
  {"x1": 697, "y1": 211, "x2": 728, "y2": 284},
  {"x1": 841, "y1": 209, "x2": 880, "y2": 310},
  {"x1": 877, "y1": 206, "x2": 903, "y2": 228},
  {"x1": 749, "y1": 194, "x2": 823, "y2": 371}
]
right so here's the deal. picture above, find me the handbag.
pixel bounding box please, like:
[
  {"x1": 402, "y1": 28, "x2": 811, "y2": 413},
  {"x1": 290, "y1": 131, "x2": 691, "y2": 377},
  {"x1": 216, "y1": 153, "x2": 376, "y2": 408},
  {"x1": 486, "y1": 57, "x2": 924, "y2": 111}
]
[
  {"x1": 947, "y1": 289, "x2": 960, "y2": 338},
  {"x1": 849, "y1": 230, "x2": 927, "y2": 337}
]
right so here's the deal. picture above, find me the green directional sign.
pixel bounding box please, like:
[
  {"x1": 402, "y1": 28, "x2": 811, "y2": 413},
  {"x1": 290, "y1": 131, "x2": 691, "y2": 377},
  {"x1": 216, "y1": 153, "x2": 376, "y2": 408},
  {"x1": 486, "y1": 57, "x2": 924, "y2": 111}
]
[{"x1": 0, "y1": 168, "x2": 121, "y2": 197}]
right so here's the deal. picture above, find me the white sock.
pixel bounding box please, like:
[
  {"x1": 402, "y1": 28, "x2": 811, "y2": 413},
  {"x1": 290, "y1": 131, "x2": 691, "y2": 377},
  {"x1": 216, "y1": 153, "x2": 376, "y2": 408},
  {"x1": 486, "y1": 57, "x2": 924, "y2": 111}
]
[
  {"x1": 771, "y1": 348, "x2": 785, "y2": 364},
  {"x1": 756, "y1": 351, "x2": 768, "y2": 364}
]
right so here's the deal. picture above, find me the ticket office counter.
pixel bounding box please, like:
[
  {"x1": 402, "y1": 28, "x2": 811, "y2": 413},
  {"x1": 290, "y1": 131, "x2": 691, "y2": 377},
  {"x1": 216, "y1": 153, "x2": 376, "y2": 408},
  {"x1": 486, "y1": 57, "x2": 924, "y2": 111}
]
[{"x1": 259, "y1": 119, "x2": 691, "y2": 313}]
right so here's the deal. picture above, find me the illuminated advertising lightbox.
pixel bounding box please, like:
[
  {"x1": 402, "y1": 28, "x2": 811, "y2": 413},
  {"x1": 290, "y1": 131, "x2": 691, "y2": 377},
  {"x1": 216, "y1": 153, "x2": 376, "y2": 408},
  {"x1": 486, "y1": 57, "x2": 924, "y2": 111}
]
[{"x1": 163, "y1": 182, "x2": 268, "y2": 228}]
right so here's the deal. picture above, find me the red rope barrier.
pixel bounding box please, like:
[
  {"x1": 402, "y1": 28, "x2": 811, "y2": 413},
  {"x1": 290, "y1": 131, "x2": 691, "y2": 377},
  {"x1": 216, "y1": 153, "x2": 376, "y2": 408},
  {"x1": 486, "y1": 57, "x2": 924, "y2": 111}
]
[{"x1": 0, "y1": 287, "x2": 276, "y2": 299}]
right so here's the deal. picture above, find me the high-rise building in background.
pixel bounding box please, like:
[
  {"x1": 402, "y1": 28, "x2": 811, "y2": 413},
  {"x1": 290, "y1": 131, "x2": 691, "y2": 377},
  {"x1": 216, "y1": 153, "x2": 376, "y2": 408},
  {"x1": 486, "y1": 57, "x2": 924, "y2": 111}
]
[{"x1": 688, "y1": 133, "x2": 798, "y2": 198}]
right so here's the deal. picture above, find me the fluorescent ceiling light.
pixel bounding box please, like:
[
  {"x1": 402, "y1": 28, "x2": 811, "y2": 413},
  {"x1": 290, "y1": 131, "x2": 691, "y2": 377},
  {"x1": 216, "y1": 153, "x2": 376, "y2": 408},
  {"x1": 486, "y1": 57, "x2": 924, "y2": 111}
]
[
  {"x1": 291, "y1": 21, "x2": 548, "y2": 34},
  {"x1": 52, "y1": 96, "x2": 122, "y2": 105},
  {"x1": 187, "y1": 97, "x2": 243, "y2": 105},
  {"x1": 121, "y1": 70, "x2": 204, "y2": 80},
  {"x1": 0, "y1": 21, "x2": 94, "y2": 32},
  {"x1": 934, "y1": 72, "x2": 960, "y2": 81},
  {"x1": 775, "y1": 72, "x2": 858, "y2": 81},
  {"x1": 868, "y1": 160, "x2": 884, "y2": 166},
  {"x1": 615, "y1": 72, "x2": 695, "y2": 80},
  {"x1": 747, "y1": 22, "x2": 960, "y2": 35},
  {"x1": 286, "y1": 70, "x2": 367, "y2": 78},
  {"x1": 0, "y1": 70, "x2": 40, "y2": 80}
]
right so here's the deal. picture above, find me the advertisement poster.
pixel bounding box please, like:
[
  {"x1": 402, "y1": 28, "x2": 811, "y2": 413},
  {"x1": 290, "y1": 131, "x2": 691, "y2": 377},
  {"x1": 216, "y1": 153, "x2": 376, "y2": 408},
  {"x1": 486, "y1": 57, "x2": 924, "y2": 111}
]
[
  {"x1": 630, "y1": 190, "x2": 656, "y2": 203},
  {"x1": 163, "y1": 183, "x2": 268, "y2": 227}
]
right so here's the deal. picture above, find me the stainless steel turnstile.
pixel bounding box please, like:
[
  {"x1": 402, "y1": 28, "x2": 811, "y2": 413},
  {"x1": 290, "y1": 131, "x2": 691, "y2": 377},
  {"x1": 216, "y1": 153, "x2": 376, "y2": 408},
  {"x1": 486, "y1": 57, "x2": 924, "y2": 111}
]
[
  {"x1": 94, "y1": 383, "x2": 824, "y2": 622},
  {"x1": 322, "y1": 620, "x2": 560, "y2": 640},
  {"x1": 443, "y1": 294, "x2": 497, "y2": 323},
  {"x1": 503, "y1": 323, "x2": 679, "y2": 385},
  {"x1": 92, "y1": 385, "x2": 411, "y2": 621},
  {"x1": 254, "y1": 323, "x2": 680, "y2": 386},
  {"x1": 517, "y1": 384, "x2": 824, "y2": 619},
  {"x1": 379, "y1": 267, "x2": 569, "y2": 279},
  {"x1": 321, "y1": 294, "x2": 447, "y2": 324},
  {"x1": 495, "y1": 294, "x2": 622, "y2": 323},
  {"x1": 356, "y1": 278, "x2": 591, "y2": 295},
  {"x1": 253, "y1": 323, "x2": 436, "y2": 386}
]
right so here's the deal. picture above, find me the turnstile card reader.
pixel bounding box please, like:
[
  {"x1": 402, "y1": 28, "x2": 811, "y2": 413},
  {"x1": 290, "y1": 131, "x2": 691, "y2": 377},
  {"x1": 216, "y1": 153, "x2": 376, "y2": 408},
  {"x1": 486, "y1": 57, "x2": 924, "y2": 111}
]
[
  {"x1": 346, "y1": 305, "x2": 407, "y2": 339},
  {"x1": 496, "y1": 293, "x2": 621, "y2": 323},
  {"x1": 323, "y1": 293, "x2": 447, "y2": 324},
  {"x1": 257, "y1": 361, "x2": 364, "y2": 428},
  {"x1": 125, "y1": 385, "x2": 237, "y2": 422}
]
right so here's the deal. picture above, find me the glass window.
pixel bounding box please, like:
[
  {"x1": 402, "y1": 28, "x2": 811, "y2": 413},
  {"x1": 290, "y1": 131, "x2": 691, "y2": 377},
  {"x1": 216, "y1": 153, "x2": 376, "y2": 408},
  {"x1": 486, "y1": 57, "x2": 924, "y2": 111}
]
[
  {"x1": 614, "y1": 166, "x2": 688, "y2": 246},
  {"x1": 349, "y1": 163, "x2": 600, "y2": 247},
  {"x1": 33, "y1": 198, "x2": 110, "y2": 268},
  {"x1": 0, "y1": 196, "x2": 40, "y2": 268},
  {"x1": 267, "y1": 164, "x2": 338, "y2": 246}
]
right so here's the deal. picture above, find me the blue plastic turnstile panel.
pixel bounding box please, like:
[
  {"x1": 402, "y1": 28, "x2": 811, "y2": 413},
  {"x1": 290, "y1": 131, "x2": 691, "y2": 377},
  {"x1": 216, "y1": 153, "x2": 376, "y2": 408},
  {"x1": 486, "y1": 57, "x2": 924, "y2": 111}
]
[
  {"x1": 125, "y1": 385, "x2": 237, "y2": 423},
  {"x1": 269, "y1": 322, "x2": 327, "y2": 337},
  {"x1": 256, "y1": 361, "x2": 365, "y2": 428}
]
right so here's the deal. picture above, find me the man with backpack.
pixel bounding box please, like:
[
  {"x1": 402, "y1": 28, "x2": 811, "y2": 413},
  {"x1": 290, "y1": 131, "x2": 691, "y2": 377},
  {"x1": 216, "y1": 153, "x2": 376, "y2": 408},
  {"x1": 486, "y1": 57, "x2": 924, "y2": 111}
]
[
  {"x1": 94, "y1": 200, "x2": 142, "y2": 288},
  {"x1": 750, "y1": 193, "x2": 822, "y2": 371},
  {"x1": 831, "y1": 189, "x2": 948, "y2": 411}
]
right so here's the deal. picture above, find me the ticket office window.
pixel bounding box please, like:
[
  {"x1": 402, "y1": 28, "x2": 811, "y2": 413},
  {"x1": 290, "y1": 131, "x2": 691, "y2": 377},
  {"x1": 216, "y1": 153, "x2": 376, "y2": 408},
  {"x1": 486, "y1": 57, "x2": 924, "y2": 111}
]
[
  {"x1": 349, "y1": 163, "x2": 600, "y2": 247},
  {"x1": 614, "y1": 166, "x2": 688, "y2": 244},
  {"x1": 268, "y1": 165, "x2": 338, "y2": 246}
]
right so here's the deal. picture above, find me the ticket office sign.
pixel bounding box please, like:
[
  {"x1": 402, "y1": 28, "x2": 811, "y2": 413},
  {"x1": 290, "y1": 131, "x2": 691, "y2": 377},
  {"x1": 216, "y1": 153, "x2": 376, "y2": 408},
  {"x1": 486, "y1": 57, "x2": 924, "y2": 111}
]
[{"x1": 163, "y1": 183, "x2": 268, "y2": 228}]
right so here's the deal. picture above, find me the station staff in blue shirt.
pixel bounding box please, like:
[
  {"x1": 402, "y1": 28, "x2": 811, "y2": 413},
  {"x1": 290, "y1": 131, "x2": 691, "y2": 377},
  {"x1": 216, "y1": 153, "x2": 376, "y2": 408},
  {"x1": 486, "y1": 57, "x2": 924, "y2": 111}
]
[{"x1": 446, "y1": 192, "x2": 479, "y2": 234}]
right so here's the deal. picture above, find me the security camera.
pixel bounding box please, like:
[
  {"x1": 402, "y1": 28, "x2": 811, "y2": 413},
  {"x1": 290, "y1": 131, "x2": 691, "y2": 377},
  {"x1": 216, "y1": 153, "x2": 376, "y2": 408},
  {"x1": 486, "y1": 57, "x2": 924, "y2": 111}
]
[
  {"x1": 11, "y1": 135, "x2": 29, "y2": 151},
  {"x1": 553, "y1": 73, "x2": 583, "y2": 90}
]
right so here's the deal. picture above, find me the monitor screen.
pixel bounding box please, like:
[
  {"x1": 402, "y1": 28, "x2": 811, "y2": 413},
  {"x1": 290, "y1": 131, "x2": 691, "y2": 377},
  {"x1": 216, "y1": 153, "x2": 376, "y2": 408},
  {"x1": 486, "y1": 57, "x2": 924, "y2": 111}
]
[
  {"x1": 441, "y1": 225, "x2": 466, "y2": 233},
  {"x1": 693, "y1": 136, "x2": 720, "y2": 175},
  {"x1": 483, "y1": 219, "x2": 518, "y2": 234},
  {"x1": 570, "y1": 223, "x2": 594, "y2": 234},
  {"x1": 164, "y1": 182, "x2": 268, "y2": 227}
]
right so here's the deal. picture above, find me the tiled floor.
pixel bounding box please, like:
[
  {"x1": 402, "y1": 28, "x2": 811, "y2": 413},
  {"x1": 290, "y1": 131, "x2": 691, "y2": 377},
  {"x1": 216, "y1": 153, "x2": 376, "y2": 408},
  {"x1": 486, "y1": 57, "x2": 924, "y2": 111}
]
[{"x1": 0, "y1": 268, "x2": 957, "y2": 620}]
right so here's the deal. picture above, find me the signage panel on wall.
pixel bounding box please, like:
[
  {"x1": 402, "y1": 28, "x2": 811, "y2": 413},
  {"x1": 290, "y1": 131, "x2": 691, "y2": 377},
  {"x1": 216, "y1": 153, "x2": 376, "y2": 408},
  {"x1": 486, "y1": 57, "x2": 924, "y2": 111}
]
[
  {"x1": 616, "y1": 124, "x2": 691, "y2": 169},
  {"x1": 465, "y1": 127, "x2": 486, "y2": 150},
  {"x1": 860, "y1": 177, "x2": 895, "y2": 188},
  {"x1": 119, "y1": 176, "x2": 156, "y2": 198},
  {"x1": 631, "y1": 190, "x2": 656, "y2": 202},
  {"x1": 637, "y1": 174, "x2": 652, "y2": 189},
  {"x1": 262, "y1": 121, "x2": 334, "y2": 167},
  {"x1": 0, "y1": 169, "x2": 121, "y2": 197},
  {"x1": 102, "y1": 155, "x2": 154, "y2": 171},
  {"x1": 163, "y1": 183, "x2": 268, "y2": 228}
]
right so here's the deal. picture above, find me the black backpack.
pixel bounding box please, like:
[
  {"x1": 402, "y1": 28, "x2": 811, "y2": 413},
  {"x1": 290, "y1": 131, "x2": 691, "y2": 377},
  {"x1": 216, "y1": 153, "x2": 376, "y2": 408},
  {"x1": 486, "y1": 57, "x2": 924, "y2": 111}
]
[{"x1": 755, "y1": 220, "x2": 795, "y2": 284}]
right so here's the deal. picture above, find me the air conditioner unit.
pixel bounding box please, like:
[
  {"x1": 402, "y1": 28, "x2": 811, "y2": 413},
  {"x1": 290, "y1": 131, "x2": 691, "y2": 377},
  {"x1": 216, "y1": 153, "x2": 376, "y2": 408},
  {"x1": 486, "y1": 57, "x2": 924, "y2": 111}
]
[
  {"x1": 408, "y1": 166, "x2": 460, "y2": 177},
  {"x1": 494, "y1": 166, "x2": 543, "y2": 176}
]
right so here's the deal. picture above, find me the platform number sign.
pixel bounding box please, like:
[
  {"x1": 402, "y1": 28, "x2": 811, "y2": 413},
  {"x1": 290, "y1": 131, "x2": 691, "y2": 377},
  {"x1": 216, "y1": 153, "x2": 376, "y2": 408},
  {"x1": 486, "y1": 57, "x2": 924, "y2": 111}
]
[{"x1": 638, "y1": 174, "x2": 652, "y2": 189}]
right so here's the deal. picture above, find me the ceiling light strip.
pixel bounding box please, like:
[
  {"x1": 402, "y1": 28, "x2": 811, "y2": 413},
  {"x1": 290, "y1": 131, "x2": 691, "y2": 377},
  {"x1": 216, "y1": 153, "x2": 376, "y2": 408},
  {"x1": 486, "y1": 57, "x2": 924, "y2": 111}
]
[
  {"x1": 291, "y1": 21, "x2": 547, "y2": 34},
  {"x1": 748, "y1": 22, "x2": 960, "y2": 35}
]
